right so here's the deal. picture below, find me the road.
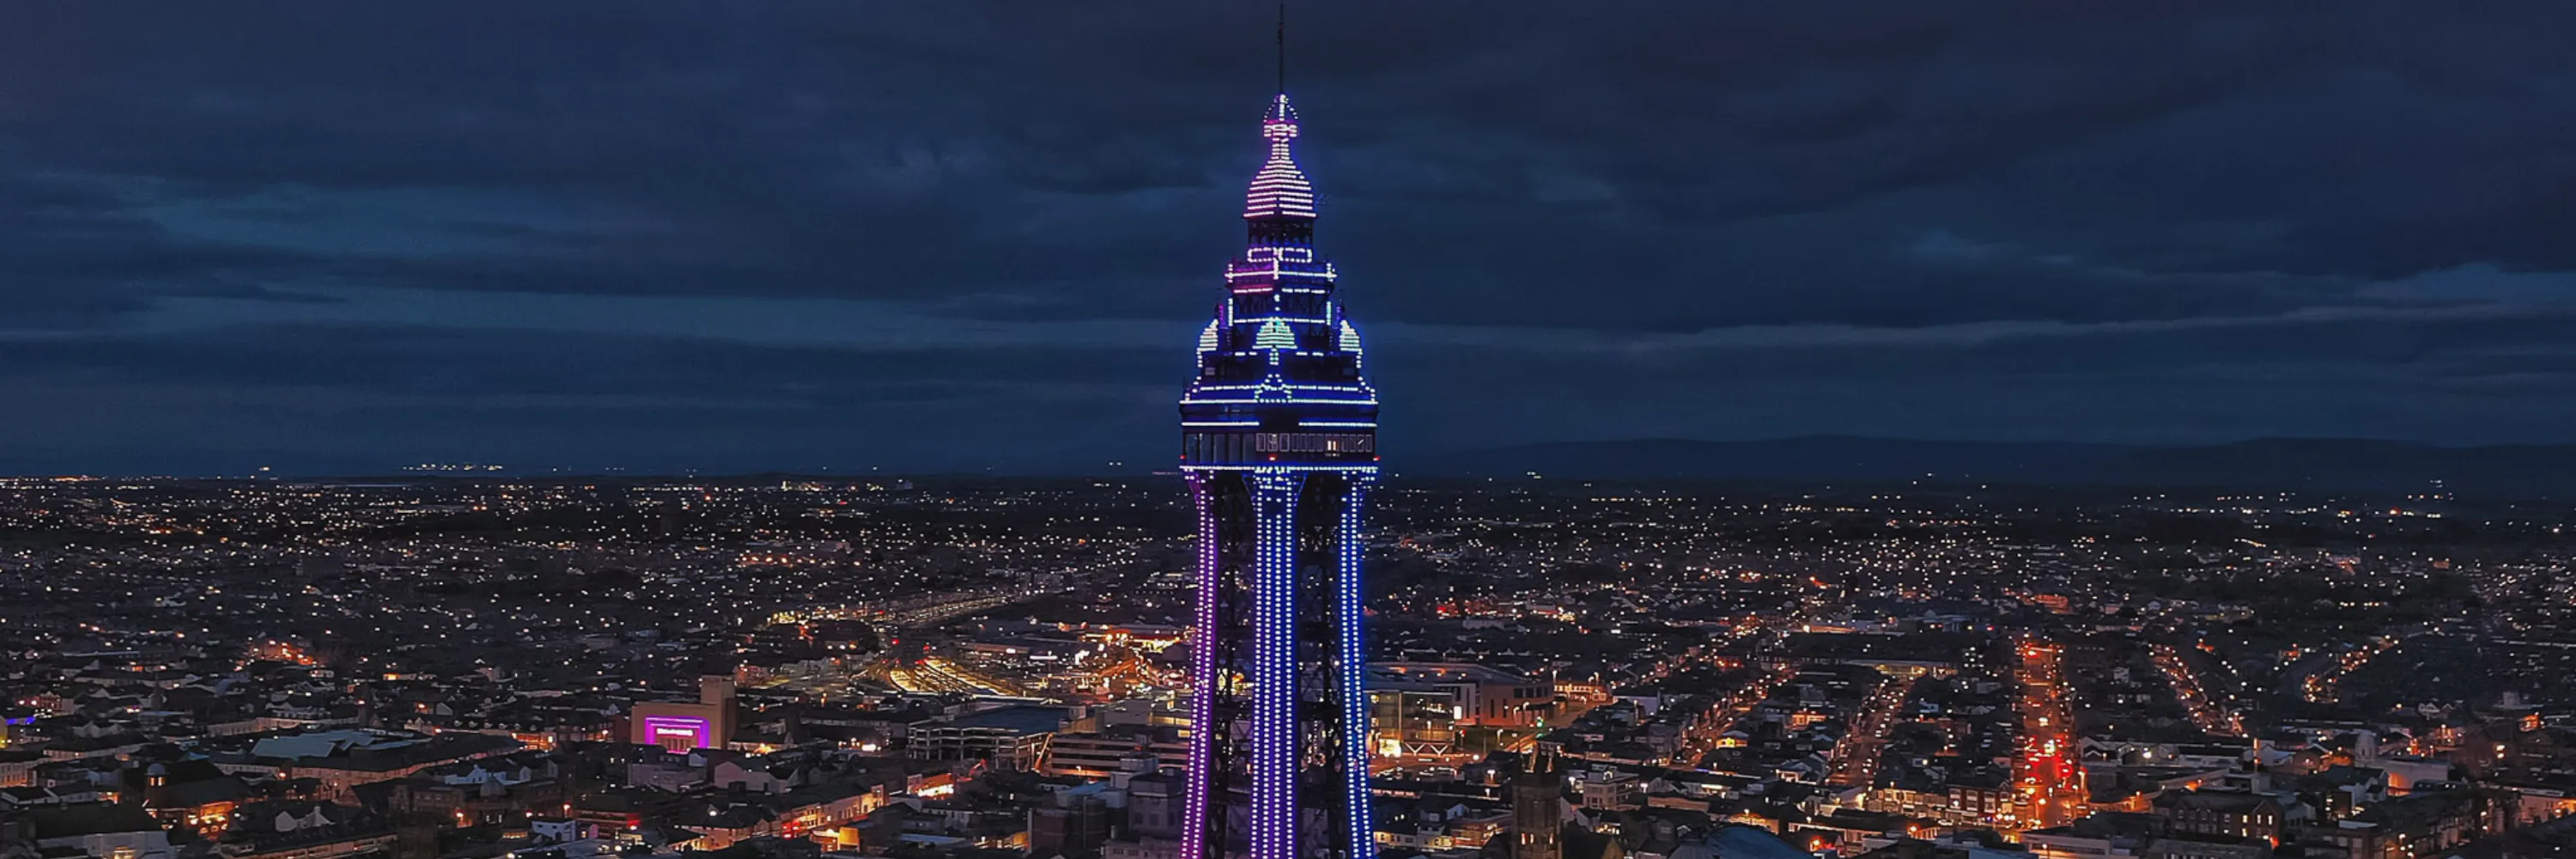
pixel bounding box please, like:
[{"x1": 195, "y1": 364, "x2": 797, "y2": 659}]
[
  {"x1": 2149, "y1": 643, "x2": 2245, "y2": 736},
  {"x1": 2296, "y1": 636, "x2": 2399, "y2": 704},
  {"x1": 888, "y1": 656, "x2": 1018, "y2": 696},
  {"x1": 1679, "y1": 662, "x2": 1797, "y2": 765},
  {"x1": 1828, "y1": 672, "x2": 1918, "y2": 789},
  {"x1": 2012, "y1": 639, "x2": 2082, "y2": 833}
]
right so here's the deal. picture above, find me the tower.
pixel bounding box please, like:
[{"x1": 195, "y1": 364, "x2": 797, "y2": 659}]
[
  {"x1": 1177, "y1": 91, "x2": 1379, "y2": 859},
  {"x1": 1511, "y1": 748, "x2": 1563, "y2": 859}
]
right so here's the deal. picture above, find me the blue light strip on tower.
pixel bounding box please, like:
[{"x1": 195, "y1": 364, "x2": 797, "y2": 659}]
[
  {"x1": 1337, "y1": 478, "x2": 1376, "y2": 859},
  {"x1": 1250, "y1": 474, "x2": 1300, "y2": 859}
]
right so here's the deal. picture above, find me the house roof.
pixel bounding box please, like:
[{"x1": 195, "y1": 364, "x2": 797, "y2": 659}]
[
  {"x1": 28, "y1": 802, "x2": 167, "y2": 839},
  {"x1": 930, "y1": 705, "x2": 1072, "y2": 737}
]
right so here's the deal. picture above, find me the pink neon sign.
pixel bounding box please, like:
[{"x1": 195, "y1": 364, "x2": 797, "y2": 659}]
[{"x1": 641, "y1": 715, "x2": 714, "y2": 749}]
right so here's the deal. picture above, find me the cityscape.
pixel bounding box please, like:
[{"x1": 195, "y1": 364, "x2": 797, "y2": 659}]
[
  {"x1": 4, "y1": 477, "x2": 2575, "y2": 859},
  {"x1": 7, "y1": 7, "x2": 2576, "y2": 859}
]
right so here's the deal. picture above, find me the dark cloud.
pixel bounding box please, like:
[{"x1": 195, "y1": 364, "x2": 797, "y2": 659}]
[{"x1": 1, "y1": 2, "x2": 2573, "y2": 472}]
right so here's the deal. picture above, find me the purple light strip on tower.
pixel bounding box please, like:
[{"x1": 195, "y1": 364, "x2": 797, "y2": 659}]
[{"x1": 1182, "y1": 476, "x2": 1221, "y2": 859}]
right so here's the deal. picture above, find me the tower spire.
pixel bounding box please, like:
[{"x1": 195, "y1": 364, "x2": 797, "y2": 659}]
[
  {"x1": 1276, "y1": 0, "x2": 1286, "y2": 94},
  {"x1": 1243, "y1": 94, "x2": 1312, "y2": 224}
]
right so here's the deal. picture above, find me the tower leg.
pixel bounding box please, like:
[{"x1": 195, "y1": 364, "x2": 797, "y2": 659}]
[
  {"x1": 1182, "y1": 474, "x2": 1224, "y2": 859},
  {"x1": 1334, "y1": 478, "x2": 1375, "y2": 859}
]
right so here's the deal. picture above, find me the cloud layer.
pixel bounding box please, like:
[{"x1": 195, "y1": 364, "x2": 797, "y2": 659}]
[{"x1": 3, "y1": 2, "x2": 2573, "y2": 472}]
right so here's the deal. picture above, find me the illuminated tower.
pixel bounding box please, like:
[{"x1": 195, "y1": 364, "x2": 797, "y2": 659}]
[{"x1": 1177, "y1": 91, "x2": 1378, "y2": 859}]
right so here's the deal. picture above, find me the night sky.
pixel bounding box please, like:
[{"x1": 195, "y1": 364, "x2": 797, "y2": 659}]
[{"x1": 6, "y1": 3, "x2": 2575, "y2": 475}]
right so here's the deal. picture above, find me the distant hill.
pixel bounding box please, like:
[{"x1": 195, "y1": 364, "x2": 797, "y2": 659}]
[{"x1": 1404, "y1": 436, "x2": 2576, "y2": 497}]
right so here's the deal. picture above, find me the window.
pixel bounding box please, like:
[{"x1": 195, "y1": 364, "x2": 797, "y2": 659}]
[{"x1": 1253, "y1": 433, "x2": 1374, "y2": 454}]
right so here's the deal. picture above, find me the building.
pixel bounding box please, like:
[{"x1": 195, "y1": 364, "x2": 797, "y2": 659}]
[
  {"x1": 908, "y1": 705, "x2": 1072, "y2": 771},
  {"x1": 1370, "y1": 687, "x2": 1462, "y2": 760},
  {"x1": 221, "y1": 729, "x2": 521, "y2": 801},
  {"x1": 1946, "y1": 767, "x2": 2017, "y2": 826},
  {"x1": 2300, "y1": 789, "x2": 2514, "y2": 859},
  {"x1": 2154, "y1": 790, "x2": 2287, "y2": 844},
  {"x1": 1174, "y1": 80, "x2": 1381, "y2": 859},
  {"x1": 2142, "y1": 836, "x2": 2271, "y2": 859},
  {"x1": 1370, "y1": 663, "x2": 1552, "y2": 729},
  {"x1": 22, "y1": 802, "x2": 179, "y2": 859},
  {"x1": 627, "y1": 676, "x2": 737, "y2": 752},
  {"x1": 1031, "y1": 785, "x2": 1119, "y2": 858},
  {"x1": 2022, "y1": 813, "x2": 2160, "y2": 859},
  {"x1": 1513, "y1": 750, "x2": 1564, "y2": 859},
  {"x1": 1579, "y1": 771, "x2": 1644, "y2": 812},
  {"x1": 1043, "y1": 728, "x2": 1186, "y2": 778},
  {"x1": 216, "y1": 801, "x2": 398, "y2": 859}
]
